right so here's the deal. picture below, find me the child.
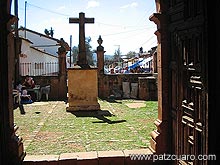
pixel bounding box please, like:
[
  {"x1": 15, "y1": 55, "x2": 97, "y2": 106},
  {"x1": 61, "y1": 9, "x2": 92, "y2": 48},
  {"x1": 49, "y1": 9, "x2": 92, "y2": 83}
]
[
  {"x1": 15, "y1": 81, "x2": 23, "y2": 93},
  {"x1": 20, "y1": 86, "x2": 33, "y2": 104}
]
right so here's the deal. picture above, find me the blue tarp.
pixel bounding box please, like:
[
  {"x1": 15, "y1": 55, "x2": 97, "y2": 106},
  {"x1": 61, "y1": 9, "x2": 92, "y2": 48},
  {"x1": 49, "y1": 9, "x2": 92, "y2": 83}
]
[
  {"x1": 139, "y1": 57, "x2": 152, "y2": 66},
  {"x1": 128, "y1": 59, "x2": 144, "y2": 69}
]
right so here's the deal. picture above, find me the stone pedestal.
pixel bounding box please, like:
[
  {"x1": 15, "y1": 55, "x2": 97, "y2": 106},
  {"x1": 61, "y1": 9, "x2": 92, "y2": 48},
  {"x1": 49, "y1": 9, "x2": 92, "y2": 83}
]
[{"x1": 66, "y1": 66, "x2": 100, "y2": 111}]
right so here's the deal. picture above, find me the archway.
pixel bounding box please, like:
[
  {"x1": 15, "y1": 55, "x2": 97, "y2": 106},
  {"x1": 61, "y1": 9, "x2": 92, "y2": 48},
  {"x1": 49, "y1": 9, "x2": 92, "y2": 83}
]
[
  {"x1": 1, "y1": 0, "x2": 217, "y2": 164},
  {"x1": 1, "y1": 1, "x2": 160, "y2": 164}
]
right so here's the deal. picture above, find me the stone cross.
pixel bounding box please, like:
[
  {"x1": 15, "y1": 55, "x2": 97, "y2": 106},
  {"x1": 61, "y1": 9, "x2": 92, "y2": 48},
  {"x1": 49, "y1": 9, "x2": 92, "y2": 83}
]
[{"x1": 69, "y1": 12, "x2": 94, "y2": 68}]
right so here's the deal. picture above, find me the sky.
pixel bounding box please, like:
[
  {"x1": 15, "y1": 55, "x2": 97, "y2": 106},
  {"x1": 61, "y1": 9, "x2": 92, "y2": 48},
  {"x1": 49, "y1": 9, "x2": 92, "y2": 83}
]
[{"x1": 11, "y1": 0, "x2": 157, "y2": 55}]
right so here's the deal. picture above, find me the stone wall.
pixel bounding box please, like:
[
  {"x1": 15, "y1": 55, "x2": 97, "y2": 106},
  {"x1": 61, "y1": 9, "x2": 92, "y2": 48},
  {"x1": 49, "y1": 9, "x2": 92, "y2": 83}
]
[
  {"x1": 98, "y1": 73, "x2": 158, "y2": 100},
  {"x1": 20, "y1": 73, "x2": 157, "y2": 102},
  {"x1": 19, "y1": 44, "x2": 68, "y2": 101},
  {"x1": 95, "y1": 37, "x2": 158, "y2": 101},
  {"x1": 21, "y1": 76, "x2": 67, "y2": 101}
]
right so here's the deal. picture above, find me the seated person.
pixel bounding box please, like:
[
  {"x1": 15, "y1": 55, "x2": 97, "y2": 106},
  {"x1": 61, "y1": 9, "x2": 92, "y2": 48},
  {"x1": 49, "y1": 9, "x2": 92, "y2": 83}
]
[
  {"x1": 13, "y1": 81, "x2": 22, "y2": 105},
  {"x1": 23, "y1": 75, "x2": 35, "y2": 88},
  {"x1": 123, "y1": 67, "x2": 130, "y2": 74},
  {"x1": 20, "y1": 86, "x2": 33, "y2": 104},
  {"x1": 15, "y1": 81, "x2": 23, "y2": 93}
]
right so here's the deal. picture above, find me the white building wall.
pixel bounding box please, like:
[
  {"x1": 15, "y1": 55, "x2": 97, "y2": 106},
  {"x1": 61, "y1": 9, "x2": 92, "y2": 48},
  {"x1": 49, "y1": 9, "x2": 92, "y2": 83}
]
[
  {"x1": 20, "y1": 39, "x2": 59, "y2": 76},
  {"x1": 19, "y1": 29, "x2": 60, "y2": 56}
]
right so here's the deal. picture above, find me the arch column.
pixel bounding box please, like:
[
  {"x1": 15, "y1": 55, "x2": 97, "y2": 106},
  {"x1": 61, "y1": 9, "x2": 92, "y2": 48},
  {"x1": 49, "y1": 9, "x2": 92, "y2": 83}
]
[
  {"x1": 149, "y1": 9, "x2": 171, "y2": 154},
  {"x1": 0, "y1": 0, "x2": 25, "y2": 164}
]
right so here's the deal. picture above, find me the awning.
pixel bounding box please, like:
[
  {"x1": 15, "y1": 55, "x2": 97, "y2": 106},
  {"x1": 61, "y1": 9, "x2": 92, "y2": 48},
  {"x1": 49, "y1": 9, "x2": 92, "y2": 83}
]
[
  {"x1": 139, "y1": 57, "x2": 153, "y2": 66},
  {"x1": 128, "y1": 59, "x2": 144, "y2": 69}
]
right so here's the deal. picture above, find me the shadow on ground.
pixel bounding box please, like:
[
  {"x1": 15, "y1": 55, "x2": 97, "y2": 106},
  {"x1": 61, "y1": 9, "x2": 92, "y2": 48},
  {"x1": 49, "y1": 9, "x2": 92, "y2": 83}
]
[
  {"x1": 71, "y1": 110, "x2": 126, "y2": 124},
  {"x1": 103, "y1": 97, "x2": 123, "y2": 104}
]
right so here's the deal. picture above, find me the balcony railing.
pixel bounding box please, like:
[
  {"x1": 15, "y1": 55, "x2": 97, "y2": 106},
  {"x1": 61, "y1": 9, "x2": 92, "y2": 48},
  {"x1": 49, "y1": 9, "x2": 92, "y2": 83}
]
[{"x1": 20, "y1": 62, "x2": 59, "y2": 76}]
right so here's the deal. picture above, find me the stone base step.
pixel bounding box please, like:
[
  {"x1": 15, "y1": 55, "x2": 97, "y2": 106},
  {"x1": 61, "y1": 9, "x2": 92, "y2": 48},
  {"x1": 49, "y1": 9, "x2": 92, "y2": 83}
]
[{"x1": 23, "y1": 148, "x2": 159, "y2": 165}]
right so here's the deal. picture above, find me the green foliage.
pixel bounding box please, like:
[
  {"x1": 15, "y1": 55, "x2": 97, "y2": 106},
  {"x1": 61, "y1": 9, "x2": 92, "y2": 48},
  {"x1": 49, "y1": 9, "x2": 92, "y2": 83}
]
[
  {"x1": 44, "y1": 29, "x2": 50, "y2": 36},
  {"x1": 70, "y1": 36, "x2": 94, "y2": 66},
  {"x1": 71, "y1": 46, "x2": 78, "y2": 64},
  {"x1": 44, "y1": 27, "x2": 54, "y2": 37},
  {"x1": 126, "y1": 51, "x2": 136, "y2": 59},
  {"x1": 85, "y1": 37, "x2": 94, "y2": 66},
  {"x1": 113, "y1": 47, "x2": 122, "y2": 62}
]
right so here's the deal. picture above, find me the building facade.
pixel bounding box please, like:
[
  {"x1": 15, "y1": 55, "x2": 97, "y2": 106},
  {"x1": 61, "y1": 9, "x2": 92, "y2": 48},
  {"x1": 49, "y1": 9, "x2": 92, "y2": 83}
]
[{"x1": 18, "y1": 28, "x2": 61, "y2": 76}]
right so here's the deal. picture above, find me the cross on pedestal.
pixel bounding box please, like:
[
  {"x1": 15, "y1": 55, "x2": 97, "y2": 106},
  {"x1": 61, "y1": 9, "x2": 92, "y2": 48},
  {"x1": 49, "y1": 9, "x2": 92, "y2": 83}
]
[{"x1": 69, "y1": 12, "x2": 94, "y2": 68}]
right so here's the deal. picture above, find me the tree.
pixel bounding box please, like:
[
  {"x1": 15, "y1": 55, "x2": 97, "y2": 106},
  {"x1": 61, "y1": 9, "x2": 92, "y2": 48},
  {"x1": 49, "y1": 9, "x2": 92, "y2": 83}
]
[
  {"x1": 71, "y1": 46, "x2": 79, "y2": 64},
  {"x1": 44, "y1": 27, "x2": 54, "y2": 37},
  {"x1": 113, "y1": 47, "x2": 122, "y2": 66},
  {"x1": 114, "y1": 47, "x2": 121, "y2": 61},
  {"x1": 85, "y1": 37, "x2": 94, "y2": 66},
  {"x1": 126, "y1": 51, "x2": 136, "y2": 59},
  {"x1": 70, "y1": 37, "x2": 94, "y2": 66},
  {"x1": 44, "y1": 29, "x2": 50, "y2": 36}
]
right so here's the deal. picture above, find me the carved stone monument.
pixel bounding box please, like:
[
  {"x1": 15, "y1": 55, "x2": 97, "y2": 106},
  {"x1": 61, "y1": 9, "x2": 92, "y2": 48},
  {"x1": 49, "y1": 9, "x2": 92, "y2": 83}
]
[
  {"x1": 66, "y1": 12, "x2": 100, "y2": 111},
  {"x1": 69, "y1": 12, "x2": 94, "y2": 69}
]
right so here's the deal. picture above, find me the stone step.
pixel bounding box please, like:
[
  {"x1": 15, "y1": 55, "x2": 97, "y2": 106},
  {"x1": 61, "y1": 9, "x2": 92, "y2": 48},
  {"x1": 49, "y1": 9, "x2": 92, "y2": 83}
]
[{"x1": 23, "y1": 148, "x2": 157, "y2": 165}]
